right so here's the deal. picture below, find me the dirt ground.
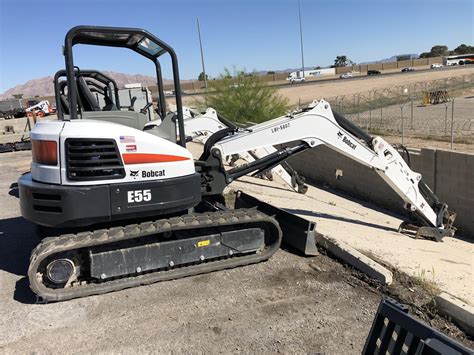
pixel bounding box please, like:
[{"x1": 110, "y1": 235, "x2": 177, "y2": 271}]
[
  {"x1": 0, "y1": 151, "x2": 376, "y2": 353},
  {"x1": 276, "y1": 67, "x2": 474, "y2": 106},
  {"x1": 0, "y1": 150, "x2": 472, "y2": 352},
  {"x1": 181, "y1": 67, "x2": 474, "y2": 153},
  {"x1": 380, "y1": 134, "x2": 474, "y2": 153}
]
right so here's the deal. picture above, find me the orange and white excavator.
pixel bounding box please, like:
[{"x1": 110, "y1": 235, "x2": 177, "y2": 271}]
[{"x1": 25, "y1": 99, "x2": 55, "y2": 118}]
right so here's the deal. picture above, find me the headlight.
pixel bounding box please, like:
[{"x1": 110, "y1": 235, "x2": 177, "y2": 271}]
[{"x1": 32, "y1": 140, "x2": 58, "y2": 166}]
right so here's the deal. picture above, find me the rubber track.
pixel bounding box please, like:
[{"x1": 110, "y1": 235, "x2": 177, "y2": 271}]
[{"x1": 29, "y1": 209, "x2": 282, "y2": 302}]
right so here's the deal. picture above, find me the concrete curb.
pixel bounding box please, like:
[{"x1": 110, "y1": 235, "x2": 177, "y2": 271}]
[
  {"x1": 0, "y1": 133, "x2": 28, "y2": 145},
  {"x1": 435, "y1": 292, "x2": 474, "y2": 336},
  {"x1": 315, "y1": 233, "x2": 393, "y2": 285}
]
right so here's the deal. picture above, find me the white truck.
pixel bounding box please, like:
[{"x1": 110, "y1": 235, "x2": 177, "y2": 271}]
[{"x1": 286, "y1": 68, "x2": 336, "y2": 82}]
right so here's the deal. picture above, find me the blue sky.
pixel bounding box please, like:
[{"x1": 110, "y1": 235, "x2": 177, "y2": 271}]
[{"x1": 0, "y1": 0, "x2": 472, "y2": 92}]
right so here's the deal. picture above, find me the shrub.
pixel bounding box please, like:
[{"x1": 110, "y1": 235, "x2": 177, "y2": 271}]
[{"x1": 199, "y1": 68, "x2": 289, "y2": 124}]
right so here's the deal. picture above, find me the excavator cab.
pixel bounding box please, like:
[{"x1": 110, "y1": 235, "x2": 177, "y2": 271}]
[{"x1": 60, "y1": 26, "x2": 186, "y2": 147}]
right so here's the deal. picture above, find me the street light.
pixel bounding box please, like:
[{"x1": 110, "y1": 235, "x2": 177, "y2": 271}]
[
  {"x1": 196, "y1": 17, "x2": 208, "y2": 91},
  {"x1": 298, "y1": 0, "x2": 305, "y2": 79}
]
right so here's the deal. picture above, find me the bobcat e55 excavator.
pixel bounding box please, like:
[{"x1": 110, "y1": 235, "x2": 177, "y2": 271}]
[{"x1": 18, "y1": 26, "x2": 456, "y2": 301}]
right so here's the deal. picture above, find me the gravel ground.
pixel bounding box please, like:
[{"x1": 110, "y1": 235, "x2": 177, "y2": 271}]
[
  {"x1": 0, "y1": 151, "x2": 472, "y2": 353},
  {"x1": 0, "y1": 151, "x2": 378, "y2": 353}
]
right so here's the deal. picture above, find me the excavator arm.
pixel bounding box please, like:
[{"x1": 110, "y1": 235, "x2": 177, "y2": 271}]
[
  {"x1": 203, "y1": 99, "x2": 455, "y2": 240},
  {"x1": 182, "y1": 107, "x2": 308, "y2": 193}
]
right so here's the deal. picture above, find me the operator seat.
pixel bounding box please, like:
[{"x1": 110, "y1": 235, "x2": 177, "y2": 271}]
[
  {"x1": 77, "y1": 76, "x2": 101, "y2": 111},
  {"x1": 100, "y1": 86, "x2": 119, "y2": 111},
  {"x1": 58, "y1": 81, "x2": 70, "y2": 115},
  {"x1": 75, "y1": 75, "x2": 149, "y2": 129}
]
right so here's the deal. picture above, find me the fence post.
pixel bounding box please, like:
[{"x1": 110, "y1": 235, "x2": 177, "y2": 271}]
[
  {"x1": 450, "y1": 99, "x2": 454, "y2": 150},
  {"x1": 368, "y1": 93, "x2": 372, "y2": 133},
  {"x1": 357, "y1": 94, "x2": 360, "y2": 124},
  {"x1": 410, "y1": 100, "x2": 413, "y2": 129},
  {"x1": 380, "y1": 93, "x2": 383, "y2": 128},
  {"x1": 400, "y1": 106, "x2": 404, "y2": 145},
  {"x1": 444, "y1": 104, "x2": 448, "y2": 137}
]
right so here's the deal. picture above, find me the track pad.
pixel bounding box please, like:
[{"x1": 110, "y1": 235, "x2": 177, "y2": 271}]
[{"x1": 89, "y1": 228, "x2": 264, "y2": 280}]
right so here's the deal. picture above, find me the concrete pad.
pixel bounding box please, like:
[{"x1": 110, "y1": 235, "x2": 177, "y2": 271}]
[
  {"x1": 435, "y1": 292, "x2": 474, "y2": 336},
  {"x1": 315, "y1": 233, "x2": 393, "y2": 285},
  {"x1": 223, "y1": 175, "x2": 473, "y2": 307}
]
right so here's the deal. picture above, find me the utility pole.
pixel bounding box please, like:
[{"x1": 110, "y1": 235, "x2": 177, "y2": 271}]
[
  {"x1": 196, "y1": 17, "x2": 208, "y2": 90},
  {"x1": 298, "y1": 0, "x2": 305, "y2": 79}
]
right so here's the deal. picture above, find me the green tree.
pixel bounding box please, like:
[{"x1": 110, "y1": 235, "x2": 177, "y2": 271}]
[
  {"x1": 198, "y1": 68, "x2": 289, "y2": 124},
  {"x1": 333, "y1": 55, "x2": 350, "y2": 67},
  {"x1": 430, "y1": 45, "x2": 449, "y2": 57},
  {"x1": 420, "y1": 45, "x2": 449, "y2": 58},
  {"x1": 453, "y1": 44, "x2": 474, "y2": 54},
  {"x1": 12, "y1": 93, "x2": 23, "y2": 99},
  {"x1": 198, "y1": 71, "x2": 208, "y2": 81},
  {"x1": 396, "y1": 54, "x2": 411, "y2": 61}
]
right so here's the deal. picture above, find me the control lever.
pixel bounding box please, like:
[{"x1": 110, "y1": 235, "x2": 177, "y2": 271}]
[{"x1": 140, "y1": 102, "x2": 153, "y2": 115}]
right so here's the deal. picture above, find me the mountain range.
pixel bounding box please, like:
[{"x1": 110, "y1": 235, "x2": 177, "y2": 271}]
[{"x1": 0, "y1": 72, "x2": 162, "y2": 100}]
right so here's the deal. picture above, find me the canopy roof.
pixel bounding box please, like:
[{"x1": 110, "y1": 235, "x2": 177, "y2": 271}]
[{"x1": 66, "y1": 26, "x2": 173, "y2": 60}]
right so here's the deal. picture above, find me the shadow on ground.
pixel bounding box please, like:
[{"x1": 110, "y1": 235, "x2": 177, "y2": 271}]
[
  {"x1": 0, "y1": 216, "x2": 39, "y2": 303},
  {"x1": 285, "y1": 208, "x2": 399, "y2": 233},
  {"x1": 240, "y1": 178, "x2": 406, "y2": 221}
]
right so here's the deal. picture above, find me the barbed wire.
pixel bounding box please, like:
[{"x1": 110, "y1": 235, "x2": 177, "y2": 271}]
[{"x1": 324, "y1": 74, "x2": 474, "y2": 145}]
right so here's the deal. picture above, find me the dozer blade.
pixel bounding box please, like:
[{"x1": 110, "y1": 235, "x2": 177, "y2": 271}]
[{"x1": 234, "y1": 190, "x2": 319, "y2": 256}]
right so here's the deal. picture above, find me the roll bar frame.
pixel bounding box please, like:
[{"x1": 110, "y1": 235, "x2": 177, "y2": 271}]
[{"x1": 63, "y1": 25, "x2": 186, "y2": 147}]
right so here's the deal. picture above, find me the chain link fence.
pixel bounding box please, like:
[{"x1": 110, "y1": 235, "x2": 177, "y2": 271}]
[{"x1": 326, "y1": 73, "x2": 474, "y2": 148}]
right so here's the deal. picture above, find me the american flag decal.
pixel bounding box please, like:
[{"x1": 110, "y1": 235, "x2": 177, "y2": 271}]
[{"x1": 120, "y1": 136, "x2": 135, "y2": 143}]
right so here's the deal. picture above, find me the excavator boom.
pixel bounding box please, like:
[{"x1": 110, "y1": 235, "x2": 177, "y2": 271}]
[{"x1": 203, "y1": 99, "x2": 455, "y2": 239}]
